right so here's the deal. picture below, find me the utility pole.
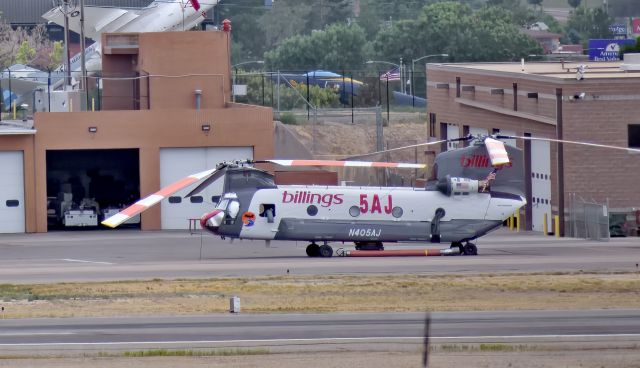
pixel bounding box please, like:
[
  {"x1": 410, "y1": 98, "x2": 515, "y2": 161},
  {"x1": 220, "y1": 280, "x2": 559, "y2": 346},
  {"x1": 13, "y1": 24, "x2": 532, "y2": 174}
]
[
  {"x1": 62, "y1": 0, "x2": 72, "y2": 89},
  {"x1": 79, "y1": 0, "x2": 87, "y2": 91}
]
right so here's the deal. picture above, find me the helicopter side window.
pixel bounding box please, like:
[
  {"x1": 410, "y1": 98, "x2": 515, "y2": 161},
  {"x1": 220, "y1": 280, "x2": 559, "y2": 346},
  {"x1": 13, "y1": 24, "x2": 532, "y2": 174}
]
[{"x1": 259, "y1": 204, "x2": 276, "y2": 223}]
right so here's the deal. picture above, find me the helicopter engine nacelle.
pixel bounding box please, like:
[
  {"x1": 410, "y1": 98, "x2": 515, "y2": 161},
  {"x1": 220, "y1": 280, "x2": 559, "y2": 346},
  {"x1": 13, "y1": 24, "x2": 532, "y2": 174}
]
[{"x1": 436, "y1": 175, "x2": 480, "y2": 197}]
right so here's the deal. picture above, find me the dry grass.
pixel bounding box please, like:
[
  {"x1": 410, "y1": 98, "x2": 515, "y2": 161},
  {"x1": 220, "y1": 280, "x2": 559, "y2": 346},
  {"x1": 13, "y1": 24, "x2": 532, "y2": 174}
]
[{"x1": 1, "y1": 272, "x2": 640, "y2": 318}]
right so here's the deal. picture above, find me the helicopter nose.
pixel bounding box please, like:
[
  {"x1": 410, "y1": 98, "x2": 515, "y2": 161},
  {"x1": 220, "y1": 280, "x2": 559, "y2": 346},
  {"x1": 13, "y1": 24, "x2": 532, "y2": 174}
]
[{"x1": 200, "y1": 209, "x2": 224, "y2": 233}]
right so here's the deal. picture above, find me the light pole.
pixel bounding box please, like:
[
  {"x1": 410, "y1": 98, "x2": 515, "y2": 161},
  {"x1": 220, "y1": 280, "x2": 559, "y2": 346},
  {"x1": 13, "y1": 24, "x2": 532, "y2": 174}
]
[
  {"x1": 411, "y1": 54, "x2": 448, "y2": 107},
  {"x1": 231, "y1": 60, "x2": 264, "y2": 102}
]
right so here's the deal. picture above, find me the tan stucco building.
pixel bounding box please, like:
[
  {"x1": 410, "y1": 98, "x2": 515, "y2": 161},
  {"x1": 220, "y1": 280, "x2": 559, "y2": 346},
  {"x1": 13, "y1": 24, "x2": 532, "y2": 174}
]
[{"x1": 0, "y1": 30, "x2": 273, "y2": 233}]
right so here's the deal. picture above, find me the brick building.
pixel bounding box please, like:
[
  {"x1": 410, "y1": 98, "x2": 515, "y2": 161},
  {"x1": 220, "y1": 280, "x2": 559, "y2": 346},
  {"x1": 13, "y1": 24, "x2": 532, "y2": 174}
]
[{"x1": 426, "y1": 59, "x2": 640, "y2": 234}]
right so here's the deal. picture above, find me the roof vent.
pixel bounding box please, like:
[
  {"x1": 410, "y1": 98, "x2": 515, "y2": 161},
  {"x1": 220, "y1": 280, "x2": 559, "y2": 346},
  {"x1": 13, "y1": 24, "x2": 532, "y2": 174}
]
[{"x1": 620, "y1": 53, "x2": 640, "y2": 72}]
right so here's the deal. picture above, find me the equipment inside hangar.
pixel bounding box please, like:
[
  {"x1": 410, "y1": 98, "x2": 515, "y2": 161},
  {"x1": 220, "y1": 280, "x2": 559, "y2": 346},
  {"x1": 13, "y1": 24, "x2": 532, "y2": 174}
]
[{"x1": 46, "y1": 149, "x2": 140, "y2": 230}]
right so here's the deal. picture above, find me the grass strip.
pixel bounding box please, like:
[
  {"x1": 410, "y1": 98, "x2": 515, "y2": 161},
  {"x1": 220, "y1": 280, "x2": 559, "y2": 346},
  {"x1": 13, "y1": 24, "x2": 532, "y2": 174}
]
[{"x1": 1, "y1": 271, "x2": 640, "y2": 318}]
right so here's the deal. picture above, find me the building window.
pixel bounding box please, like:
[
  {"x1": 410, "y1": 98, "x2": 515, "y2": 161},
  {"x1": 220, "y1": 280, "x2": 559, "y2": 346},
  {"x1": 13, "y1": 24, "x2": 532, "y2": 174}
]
[{"x1": 629, "y1": 124, "x2": 640, "y2": 148}]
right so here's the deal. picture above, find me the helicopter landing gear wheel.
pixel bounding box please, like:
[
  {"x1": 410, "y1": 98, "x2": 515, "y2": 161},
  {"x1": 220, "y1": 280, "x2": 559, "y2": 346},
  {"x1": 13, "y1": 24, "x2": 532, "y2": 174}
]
[
  {"x1": 463, "y1": 242, "x2": 478, "y2": 256},
  {"x1": 318, "y1": 244, "x2": 333, "y2": 258},
  {"x1": 450, "y1": 242, "x2": 464, "y2": 255},
  {"x1": 306, "y1": 243, "x2": 320, "y2": 257}
]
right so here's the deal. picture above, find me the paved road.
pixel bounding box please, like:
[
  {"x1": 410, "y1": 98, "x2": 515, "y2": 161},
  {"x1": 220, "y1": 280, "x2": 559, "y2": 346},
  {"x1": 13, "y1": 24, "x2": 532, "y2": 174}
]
[
  {"x1": 0, "y1": 310, "x2": 639, "y2": 352},
  {"x1": 0, "y1": 229, "x2": 638, "y2": 283}
]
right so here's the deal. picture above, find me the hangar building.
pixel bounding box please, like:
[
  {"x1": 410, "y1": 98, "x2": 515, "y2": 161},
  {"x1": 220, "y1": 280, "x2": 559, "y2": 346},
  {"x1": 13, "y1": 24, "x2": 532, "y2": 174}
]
[
  {"x1": 0, "y1": 30, "x2": 273, "y2": 233},
  {"x1": 426, "y1": 59, "x2": 640, "y2": 235}
]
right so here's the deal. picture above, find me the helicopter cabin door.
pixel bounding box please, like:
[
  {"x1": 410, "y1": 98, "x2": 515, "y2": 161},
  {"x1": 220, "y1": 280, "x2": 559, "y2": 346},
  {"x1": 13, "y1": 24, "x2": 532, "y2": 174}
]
[{"x1": 530, "y1": 139, "x2": 552, "y2": 233}]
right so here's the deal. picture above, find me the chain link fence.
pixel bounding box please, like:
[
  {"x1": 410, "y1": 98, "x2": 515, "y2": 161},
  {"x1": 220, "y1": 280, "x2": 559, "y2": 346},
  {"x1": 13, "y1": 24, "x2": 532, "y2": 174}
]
[
  {"x1": 568, "y1": 193, "x2": 610, "y2": 241},
  {"x1": 233, "y1": 69, "x2": 427, "y2": 119}
]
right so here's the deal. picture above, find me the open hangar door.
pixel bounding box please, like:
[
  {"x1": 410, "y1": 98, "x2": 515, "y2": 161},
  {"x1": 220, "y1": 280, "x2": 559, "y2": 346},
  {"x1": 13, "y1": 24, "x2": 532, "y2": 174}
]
[
  {"x1": 160, "y1": 147, "x2": 253, "y2": 230},
  {"x1": 46, "y1": 149, "x2": 140, "y2": 230},
  {"x1": 0, "y1": 151, "x2": 25, "y2": 233}
]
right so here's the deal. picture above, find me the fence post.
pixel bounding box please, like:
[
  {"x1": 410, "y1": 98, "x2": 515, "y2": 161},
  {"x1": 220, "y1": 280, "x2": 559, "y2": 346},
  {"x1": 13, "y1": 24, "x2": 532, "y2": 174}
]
[
  {"x1": 312, "y1": 107, "x2": 317, "y2": 154},
  {"x1": 375, "y1": 106, "x2": 383, "y2": 152}
]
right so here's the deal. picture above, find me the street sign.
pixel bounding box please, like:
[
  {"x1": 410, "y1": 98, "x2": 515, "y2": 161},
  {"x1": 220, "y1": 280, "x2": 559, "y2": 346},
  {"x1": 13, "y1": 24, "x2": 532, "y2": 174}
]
[{"x1": 588, "y1": 39, "x2": 636, "y2": 61}]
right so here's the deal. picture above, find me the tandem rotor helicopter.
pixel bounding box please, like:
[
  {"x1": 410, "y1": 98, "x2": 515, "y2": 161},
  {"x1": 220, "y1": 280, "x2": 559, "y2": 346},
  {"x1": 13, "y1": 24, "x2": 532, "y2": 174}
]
[{"x1": 103, "y1": 134, "x2": 639, "y2": 257}]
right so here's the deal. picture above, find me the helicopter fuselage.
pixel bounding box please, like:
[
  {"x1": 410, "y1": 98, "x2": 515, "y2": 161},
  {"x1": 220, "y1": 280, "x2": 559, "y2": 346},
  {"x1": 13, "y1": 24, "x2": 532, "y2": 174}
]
[{"x1": 201, "y1": 183, "x2": 525, "y2": 245}]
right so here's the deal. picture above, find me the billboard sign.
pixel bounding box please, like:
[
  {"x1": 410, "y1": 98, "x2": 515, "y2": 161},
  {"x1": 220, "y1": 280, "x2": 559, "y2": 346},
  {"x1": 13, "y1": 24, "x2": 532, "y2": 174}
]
[
  {"x1": 633, "y1": 18, "x2": 640, "y2": 34},
  {"x1": 609, "y1": 23, "x2": 627, "y2": 36},
  {"x1": 588, "y1": 39, "x2": 635, "y2": 61}
]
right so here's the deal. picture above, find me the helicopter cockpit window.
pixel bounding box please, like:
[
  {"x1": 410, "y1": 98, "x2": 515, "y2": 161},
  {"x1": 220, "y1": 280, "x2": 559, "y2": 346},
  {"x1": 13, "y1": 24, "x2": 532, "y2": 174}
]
[
  {"x1": 226, "y1": 200, "x2": 240, "y2": 223},
  {"x1": 216, "y1": 198, "x2": 230, "y2": 210},
  {"x1": 216, "y1": 197, "x2": 240, "y2": 224}
]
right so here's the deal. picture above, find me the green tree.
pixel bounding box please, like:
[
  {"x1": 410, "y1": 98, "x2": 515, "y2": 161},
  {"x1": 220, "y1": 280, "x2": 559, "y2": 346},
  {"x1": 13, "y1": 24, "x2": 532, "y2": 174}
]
[
  {"x1": 527, "y1": 0, "x2": 543, "y2": 10},
  {"x1": 370, "y1": 2, "x2": 541, "y2": 64},
  {"x1": 0, "y1": 23, "x2": 56, "y2": 69},
  {"x1": 217, "y1": 0, "x2": 268, "y2": 64},
  {"x1": 307, "y1": 0, "x2": 353, "y2": 31},
  {"x1": 264, "y1": 23, "x2": 367, "y2": 71},
  {"x1": 48, "y1": 41, "x2": 63, "y2": 69},
  {"x1": 568, "y1": 0, "x2": 581, "y2": 9},
  {"x1": 607, "y1": 0, "x2": 640, "y2": 18},
  {"x1": 15, "y1": 40, "x2": 36, "y2": 65},
  {"x1": 566, "y1": 6, "x2": 613, "y2": 44}
]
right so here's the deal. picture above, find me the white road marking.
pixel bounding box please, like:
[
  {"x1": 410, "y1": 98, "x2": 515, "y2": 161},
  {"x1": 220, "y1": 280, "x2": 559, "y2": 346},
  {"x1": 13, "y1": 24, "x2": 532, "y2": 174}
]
[
  {"x1": 58, "y1": 259, "x2": 114, "y2": 265},
  {"x1": 1, "y1": 334, "x2": 639, "y2": 347},
  {"x1": 0, "y1": 332, "x2": 75, "y2": 336}
]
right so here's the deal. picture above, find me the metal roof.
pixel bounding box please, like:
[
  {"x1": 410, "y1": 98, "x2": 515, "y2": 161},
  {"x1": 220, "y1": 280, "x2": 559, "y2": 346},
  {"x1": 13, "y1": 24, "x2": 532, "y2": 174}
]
[
  {"x1": 435, "y1": 61, "x2": 640, "y2": 80},
  {"x1": 0, "y1": 0, "x2": 154, "y2": 25}
]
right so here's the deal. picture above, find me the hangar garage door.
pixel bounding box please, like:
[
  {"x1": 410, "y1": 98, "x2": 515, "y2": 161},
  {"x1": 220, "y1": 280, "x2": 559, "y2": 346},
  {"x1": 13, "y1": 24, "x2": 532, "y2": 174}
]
[
  {"x1": 0, "y1": 151, "x2": 25, "y2": 233},
  {"x1": 160, "y1": 147, "x2": 253, "y2": 229}
]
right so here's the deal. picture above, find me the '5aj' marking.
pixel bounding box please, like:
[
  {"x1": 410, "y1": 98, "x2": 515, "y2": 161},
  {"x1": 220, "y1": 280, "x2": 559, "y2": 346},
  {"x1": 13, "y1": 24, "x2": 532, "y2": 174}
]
[{"x1": 360, "y1": 194, "x2": 393, "y2": 214}]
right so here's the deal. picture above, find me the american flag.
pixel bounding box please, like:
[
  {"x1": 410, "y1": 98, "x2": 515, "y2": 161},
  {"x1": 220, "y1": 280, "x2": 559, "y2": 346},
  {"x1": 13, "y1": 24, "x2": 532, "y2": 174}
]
[{"x1": 380, "y1": 67, "x2": 401, "y2": 81}]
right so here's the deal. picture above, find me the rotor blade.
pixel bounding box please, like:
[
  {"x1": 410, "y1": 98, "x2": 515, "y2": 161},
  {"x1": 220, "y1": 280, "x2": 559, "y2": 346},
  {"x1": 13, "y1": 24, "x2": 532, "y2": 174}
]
[
  {"x1": 484, "y1": 137, "x2": 510, "y2": 166},
  {"x1": 339, "y1": 140, "x2": 445, "y2": 160},
  {"x1": 101, "y1": 168, "x2": 218, "y2": 228},
  {"x1": 184, "y1": 168, "x2": 227, "y2": 198},
  {"x1": 339, "y1": 136, "x2": 473, "y2": 160},
  {"x1": 496, "y1": 135, "x2": 640, "y2": 153},
  {"x1": 263, "y1": 159, "x2": 426, "y2": 169}
]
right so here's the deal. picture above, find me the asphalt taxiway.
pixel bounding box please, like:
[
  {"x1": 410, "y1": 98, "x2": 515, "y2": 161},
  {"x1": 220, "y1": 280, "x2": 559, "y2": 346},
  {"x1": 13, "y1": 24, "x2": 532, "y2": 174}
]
[
  {"x1": 1, "y1": 310, "x2": 639, "y2": 353},
  {"x1": 0, "y1": 229, "x2": 638, "y2": 283}
]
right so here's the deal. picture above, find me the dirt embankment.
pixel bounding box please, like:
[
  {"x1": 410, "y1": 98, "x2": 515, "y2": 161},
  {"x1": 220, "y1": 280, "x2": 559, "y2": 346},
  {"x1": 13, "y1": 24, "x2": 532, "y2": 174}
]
[{"x1": 284, "y1": 120, "x2": 431, "y2": 160}]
